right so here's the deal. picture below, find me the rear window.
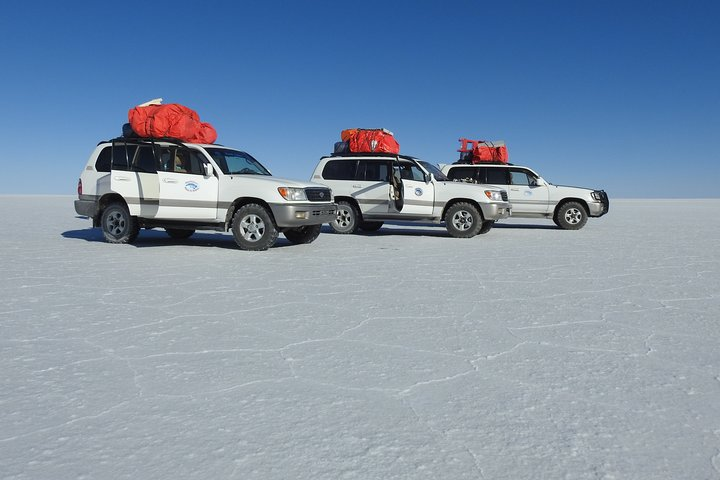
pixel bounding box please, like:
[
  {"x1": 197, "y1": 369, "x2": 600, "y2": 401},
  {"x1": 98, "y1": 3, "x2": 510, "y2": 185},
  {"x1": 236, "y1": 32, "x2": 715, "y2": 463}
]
[{"x1": 95, "y1": 146, "x2": 112, "y2": 172}]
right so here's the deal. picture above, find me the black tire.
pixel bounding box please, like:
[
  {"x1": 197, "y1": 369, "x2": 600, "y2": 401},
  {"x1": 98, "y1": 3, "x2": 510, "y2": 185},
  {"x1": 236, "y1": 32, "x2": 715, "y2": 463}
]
[
  {"x1": 331, "y1": 200, "x2": 360, "y2": 234},
  {"x1": 101, "y1": 202, "x2": 139, "y2": 244},
  {"x1": 165, "y1": 228, "x2": 195, "y2": 240},
  {"x1": 478, "y1": 220, "x2": 495, "y2": 234},
  {"x1": 231, "y1": 204, "x2": 279, "y2": 251},
  {"x1": 554, "y1": 201, "x2": 588, "y2": 230},
  {"x1": 284, "y1": 225, "x2": 322, "y2": 245},
  {"x1": 444, "y1": 202, "x2": 482, "y2": 238},
  {"x1": 359, "y1": 221, "x2": 384, "y2": 232}
]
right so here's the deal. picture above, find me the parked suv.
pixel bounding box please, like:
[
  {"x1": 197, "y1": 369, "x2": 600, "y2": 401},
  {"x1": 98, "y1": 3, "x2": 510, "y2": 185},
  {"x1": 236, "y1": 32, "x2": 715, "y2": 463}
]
[
  {"x1": 74, "y1": 137, "x2": 337, "y2": 250},
  {"x1": 441, "y1": 163, "x2": 608, "y2": 230},
  {"x1": 310, "y1": 153, "x2": 511, "y2": 238}
]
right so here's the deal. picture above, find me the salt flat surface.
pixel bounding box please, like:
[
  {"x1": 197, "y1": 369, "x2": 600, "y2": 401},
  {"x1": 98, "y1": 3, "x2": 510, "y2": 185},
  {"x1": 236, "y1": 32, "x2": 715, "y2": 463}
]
[{"x1": 1, "y1": 196, "x2": 719, "y2": 479}]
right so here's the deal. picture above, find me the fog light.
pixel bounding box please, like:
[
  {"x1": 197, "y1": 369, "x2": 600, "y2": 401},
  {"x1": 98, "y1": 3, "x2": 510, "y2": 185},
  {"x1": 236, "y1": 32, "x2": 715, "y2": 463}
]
[{"x1": 295, "y1": 211, "x2": 309, "y2": 219}]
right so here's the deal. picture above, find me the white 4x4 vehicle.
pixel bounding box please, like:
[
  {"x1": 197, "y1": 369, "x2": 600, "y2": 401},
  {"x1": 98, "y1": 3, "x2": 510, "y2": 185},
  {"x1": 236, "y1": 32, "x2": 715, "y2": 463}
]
[
  {"x1": 310, "y1": 153, "x2": 511, "y2": 238},
  {"x1": 441, "y1": 163, "x2": 609, "y2": 230},
  {"x1": 74, "y1": 137, "x2": 337, "y2": 250}
]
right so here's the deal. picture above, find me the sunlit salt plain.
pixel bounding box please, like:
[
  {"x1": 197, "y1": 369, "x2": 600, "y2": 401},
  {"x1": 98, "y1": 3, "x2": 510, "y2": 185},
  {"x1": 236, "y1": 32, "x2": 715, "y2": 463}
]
[{"x1": 1, "y1": 196, "x2": 719, "y2": 479}]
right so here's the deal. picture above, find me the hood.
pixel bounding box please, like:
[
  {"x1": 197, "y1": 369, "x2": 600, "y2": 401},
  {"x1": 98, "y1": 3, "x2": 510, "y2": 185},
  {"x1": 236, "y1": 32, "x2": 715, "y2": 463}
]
[{"x1": 225, "y1": 174, "x2": 323, "y2": 189}]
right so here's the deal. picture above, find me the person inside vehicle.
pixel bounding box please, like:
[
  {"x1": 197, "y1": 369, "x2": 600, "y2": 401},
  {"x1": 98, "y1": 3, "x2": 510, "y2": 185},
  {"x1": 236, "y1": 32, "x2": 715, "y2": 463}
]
[{"x1": 174, "y1": 151, "x2": 188, "y2": 173}]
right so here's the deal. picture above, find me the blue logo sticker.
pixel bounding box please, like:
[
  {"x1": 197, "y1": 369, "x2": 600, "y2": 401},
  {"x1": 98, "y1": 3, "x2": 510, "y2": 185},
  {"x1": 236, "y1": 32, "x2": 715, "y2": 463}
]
[
  {"x1": 185, "y1": 182, "x2": 199, "y2": 192},
  {"x1": 414, "y1": 188, "x2": 423, "y2": 196}
]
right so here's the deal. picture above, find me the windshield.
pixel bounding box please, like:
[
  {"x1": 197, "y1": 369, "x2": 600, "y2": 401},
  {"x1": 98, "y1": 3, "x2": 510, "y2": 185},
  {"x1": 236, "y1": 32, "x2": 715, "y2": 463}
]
[
  {"x1": 205, "y1": 148, "x2": 272, "y2": 176},
  {"x1": 418, "y1": 160, "x2": 449, "y2": 181}
]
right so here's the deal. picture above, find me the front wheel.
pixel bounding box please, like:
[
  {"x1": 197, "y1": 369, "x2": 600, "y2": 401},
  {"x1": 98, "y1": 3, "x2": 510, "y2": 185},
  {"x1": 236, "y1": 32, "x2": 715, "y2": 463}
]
[
  {"x1": 284, "y1": 225, "x2": 322, "y2": 245},
  {"x1": 101, "y1": 202, "x2": 139, "y2": 244},
  {"x1": 330, "y1": 200, "x2": 360, "y2": 234},
  {"x1": 444, "y1": 202, "x2": 482, "y2": 238},
  {"x1": 554, "y1": 201, "x2": 588, "y2": 230},
  {"x1": 231, "y1": 204, "x2": 279, "y2": 251}
]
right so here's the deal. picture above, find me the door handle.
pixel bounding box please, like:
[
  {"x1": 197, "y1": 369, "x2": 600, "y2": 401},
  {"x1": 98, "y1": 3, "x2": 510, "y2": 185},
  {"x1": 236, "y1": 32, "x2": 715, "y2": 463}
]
[
  {"x1": 113, "y1": 176, "x2": 130, "y2": 181},
  {"x1": 163, "y1": 178, "x2": 178, "y2": 183}
]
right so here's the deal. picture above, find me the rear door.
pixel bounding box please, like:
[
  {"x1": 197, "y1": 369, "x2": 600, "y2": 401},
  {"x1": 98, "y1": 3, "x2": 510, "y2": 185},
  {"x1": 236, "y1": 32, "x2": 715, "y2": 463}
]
[
  {"x1": 352, "y1": 159, "x2": 392, "y2": 216},
  {"x1": 110, "y1": 143, "x2": 160, "y2": 217}
]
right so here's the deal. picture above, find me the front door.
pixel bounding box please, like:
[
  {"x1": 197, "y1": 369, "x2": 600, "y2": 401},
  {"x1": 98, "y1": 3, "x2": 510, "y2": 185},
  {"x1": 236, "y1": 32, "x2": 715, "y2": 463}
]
[
  {"x1": 506, "y1": 168, "x2": 550, "y2": 215},
  {"x1": 395, "y1": 162, "x2": 434, "y2": 216},
  {"x1": 155, "y1": 147, "x2": 219, "y2": 220}
]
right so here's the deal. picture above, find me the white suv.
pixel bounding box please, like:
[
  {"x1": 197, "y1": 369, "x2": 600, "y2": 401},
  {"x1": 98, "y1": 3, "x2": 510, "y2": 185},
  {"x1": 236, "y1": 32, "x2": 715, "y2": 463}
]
[
  {"x1": 74, "y1": 137, "x2": 337, "y2": 250},
  {"x1": 441, "y1": 163, "x2": 609, "y2": 230},
  {"x1": 310, "y1": 153, "x2": 511, "y2": 238}
]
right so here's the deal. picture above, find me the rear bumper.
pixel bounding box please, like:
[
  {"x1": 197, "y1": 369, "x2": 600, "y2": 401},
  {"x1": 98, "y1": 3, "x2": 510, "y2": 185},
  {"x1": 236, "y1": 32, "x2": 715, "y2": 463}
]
[
  {"x1": 480, "y1": 202, "x2": 512, "y2": 221},
  {"x1": 270, "y1": 203, "x2": 338, "y2": 227},
  {"x1": 74, "y1": 198, "x2": 98, "y2": 218}
]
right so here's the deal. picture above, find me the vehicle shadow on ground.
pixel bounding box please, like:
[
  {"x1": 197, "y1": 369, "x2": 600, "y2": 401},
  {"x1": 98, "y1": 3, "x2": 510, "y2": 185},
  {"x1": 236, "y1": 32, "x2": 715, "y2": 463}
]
[
  {"x1": 62, "y1": 226, "x2": 297, "y2": 249},
  {"x1": 493, "y1": 222, "x2": 559, "y2": 230}
]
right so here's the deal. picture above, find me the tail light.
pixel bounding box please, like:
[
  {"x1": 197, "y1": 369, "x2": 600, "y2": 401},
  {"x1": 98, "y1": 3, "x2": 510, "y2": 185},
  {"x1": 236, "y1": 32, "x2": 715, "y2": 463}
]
[{"x1": 77, "y1": 179, "x2": 82, "y2": 196}]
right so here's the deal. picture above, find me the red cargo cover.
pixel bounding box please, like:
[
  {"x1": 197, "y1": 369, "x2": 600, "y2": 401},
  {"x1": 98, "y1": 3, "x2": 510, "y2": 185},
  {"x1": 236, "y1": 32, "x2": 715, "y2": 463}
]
[
  {"x1": 342, "y1": 128, "x2": 399, "y2": 154},
  {"x1": 128, "y1": 103, "x2": 217, "y2": 144},
  {"x1": 458, "y1": 138, "x2": 508, "y2": 164}
]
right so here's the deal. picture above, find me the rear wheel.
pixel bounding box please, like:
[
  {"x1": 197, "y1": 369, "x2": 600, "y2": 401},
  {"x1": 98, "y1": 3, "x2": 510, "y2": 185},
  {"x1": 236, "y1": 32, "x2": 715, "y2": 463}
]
[
  {"x1": 231, "y1": 204, "x2": 279, "y2": 251},
  {"x1": 101, "y1": 203, "x2": 139, "y2": 244},
  {"x1": 165, "y1": 228, "x2": 195, "y2": 240},
  {"x1": 444, "y1": 202, "x2": 482, "y2": 238},
  {"x1": 330, "y1": 200, "x2": 360, "y2": 234},
  {"x1": 554, "y1": 201, "x2": 588, "y2": 230},
  {"x1": 284, "y1": 225, "x2": 322, "y2": 245}
]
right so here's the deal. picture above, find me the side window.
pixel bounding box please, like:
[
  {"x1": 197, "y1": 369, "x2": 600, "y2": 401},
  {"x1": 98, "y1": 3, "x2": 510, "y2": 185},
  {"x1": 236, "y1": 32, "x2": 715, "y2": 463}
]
[
  {"x1": 358, "y1": 160, "x2": 390, "y2": 182},
  {"x1": 447, "y1": 166, "x2": 478, "y2": 183},
  {"x1": 486, "y1": 167, "x2": 509, "y2": 185},
  {"x1": 510, "y1": 169, "x2": 532, "y2": 186},
  {"x1": 134, "y1": 146, "x2": 157, "y2": 173},
  {"x1": 111, "y1": 144, "x2": 137, "y2": 171},
  {"x1": 322, "y1": 160, "x2": 357, "y2": 180},
  {"x1": 399, "y1": 163, "x2": 425, "y2": 181},
  {"x1": 157, "y1": 147, "x2": 204, "y2": 175},
  {"x1": 95, "y1": 146, "x2": 112, "y2": 172}
]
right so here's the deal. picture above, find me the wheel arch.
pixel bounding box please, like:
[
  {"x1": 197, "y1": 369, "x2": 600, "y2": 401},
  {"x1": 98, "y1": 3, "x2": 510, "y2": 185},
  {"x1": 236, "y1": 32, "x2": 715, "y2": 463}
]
[
  {"x1": 94, "y1": 193, "x2": 128, "y2": 227},
  {"x1": 442, "y1": 198, "x2": 485, "y2": 221},
  {"x1": 553, "y1": 197, "x2": 589, "y2": 218},
  {"x1": 224, "y1": 197, "x2": 276, "y2": 230},
  {"x1": 334, "y1": 196, "x2": 364, "y2": 220}
]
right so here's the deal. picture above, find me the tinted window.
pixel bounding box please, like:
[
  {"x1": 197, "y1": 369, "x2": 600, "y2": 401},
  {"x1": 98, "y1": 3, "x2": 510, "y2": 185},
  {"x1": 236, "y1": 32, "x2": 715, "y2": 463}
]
[
  {"x1": 358, "y1": 160, "x2": 390, "y2": 182},
  {"x1": 205, "y1": 148, "x2": 271, "y2": 176},
  {"x1": 486, "y1": 167, "x2": 508, "y2": 184},
  {"x1": 322, "y1": 160, "x2": 357, "y2": 180},
  {"x1": 95, "y1": 146, "x2": 112, "y2": 172},
  {"x1": 134, "y1": 146, "x2": 157, "y2": 173},
  {"x1": 447, "y1": 166, "x2": 478, "y2": 183},
  {"x1": 111, "y1": 144, "x2": 137, "y2": 171}
]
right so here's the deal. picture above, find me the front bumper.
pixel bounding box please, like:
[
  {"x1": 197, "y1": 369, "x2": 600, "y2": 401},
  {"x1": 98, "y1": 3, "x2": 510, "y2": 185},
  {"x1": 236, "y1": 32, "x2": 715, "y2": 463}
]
[
  {"x1": 480, "y1": 202, "x2": 512, "y2": 221},
  {"x1": 270, "y1": 202, "x2": 338, "y2": 227},
  {"x1": 589, "y1": 190, "x2": 609, "y2": 217}
]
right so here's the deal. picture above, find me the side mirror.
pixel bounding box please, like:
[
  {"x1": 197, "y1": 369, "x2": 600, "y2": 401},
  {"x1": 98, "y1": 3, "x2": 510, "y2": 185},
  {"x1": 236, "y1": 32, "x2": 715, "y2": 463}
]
[
  {"x1": 425, "y1": 173, "x2": 434, "y2": 184},
  {"x1": 204, "y1": 162, "x2": 214, "y2": 177}
]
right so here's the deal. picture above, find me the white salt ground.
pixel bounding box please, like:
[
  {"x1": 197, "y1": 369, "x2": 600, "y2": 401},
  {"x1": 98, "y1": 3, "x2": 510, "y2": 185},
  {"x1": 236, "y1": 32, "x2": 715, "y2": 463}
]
[{"x1": 1, "y1": 196, "x2": 719, "y2": 479}]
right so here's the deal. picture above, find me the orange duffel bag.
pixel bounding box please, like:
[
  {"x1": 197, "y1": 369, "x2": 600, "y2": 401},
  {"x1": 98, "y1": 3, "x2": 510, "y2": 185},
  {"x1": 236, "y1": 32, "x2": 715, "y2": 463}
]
[{"x1": 128, "y1": 99, "x2": 217, "y2": 144}]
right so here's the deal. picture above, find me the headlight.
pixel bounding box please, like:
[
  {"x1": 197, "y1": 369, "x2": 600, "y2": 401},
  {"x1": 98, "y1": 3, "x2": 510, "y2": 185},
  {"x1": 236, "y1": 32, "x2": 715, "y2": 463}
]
[
  {"x1": 484, "y1": 190, "x2": 504, "y2": 201},
  {"x1": 277, "y1": 187, "x2": 308, "y2": 201},
  {"x1": 591, "y1": 191, "x2": 602, "y2": 201}
]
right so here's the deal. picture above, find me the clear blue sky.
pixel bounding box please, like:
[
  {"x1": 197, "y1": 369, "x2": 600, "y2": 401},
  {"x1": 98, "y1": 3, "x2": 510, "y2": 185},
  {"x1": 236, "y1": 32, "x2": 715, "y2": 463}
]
[{"x1": 1, "y1": 0, "x2": 718, "y2": 197}]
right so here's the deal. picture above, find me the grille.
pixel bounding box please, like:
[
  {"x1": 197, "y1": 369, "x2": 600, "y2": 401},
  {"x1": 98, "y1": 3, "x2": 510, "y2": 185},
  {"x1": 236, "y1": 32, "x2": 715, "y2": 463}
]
[{"x1": 305, "y1": 187, "x2": 332, "y2": 202}]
